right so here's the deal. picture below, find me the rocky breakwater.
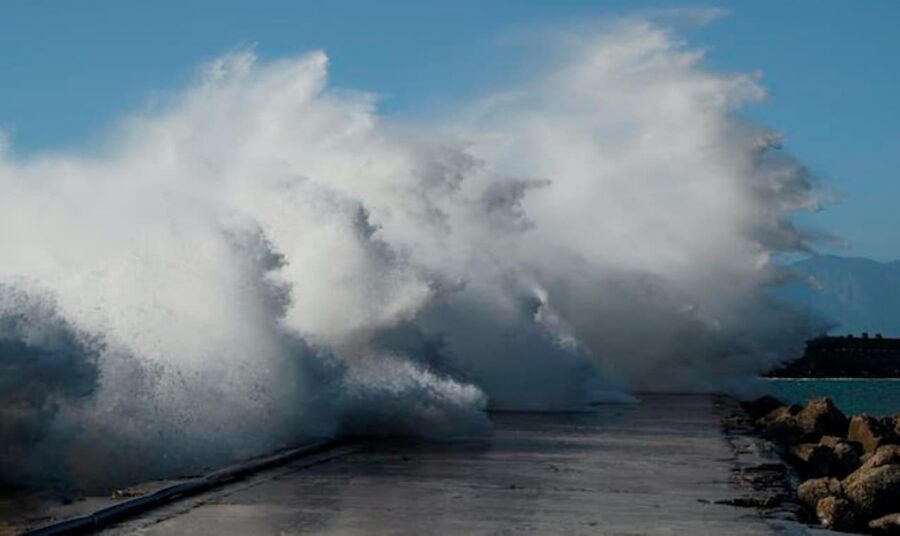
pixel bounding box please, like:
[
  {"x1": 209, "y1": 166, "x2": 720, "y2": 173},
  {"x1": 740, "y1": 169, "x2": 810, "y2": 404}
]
[{"x1": 743, "y1": 396, "x2": 900, "y2": 533}]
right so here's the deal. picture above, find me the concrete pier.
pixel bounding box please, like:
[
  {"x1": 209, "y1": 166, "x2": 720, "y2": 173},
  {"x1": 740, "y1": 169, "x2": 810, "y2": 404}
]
[{"x1": 98, "y1": 395, "x2": 816, "y2": 535}]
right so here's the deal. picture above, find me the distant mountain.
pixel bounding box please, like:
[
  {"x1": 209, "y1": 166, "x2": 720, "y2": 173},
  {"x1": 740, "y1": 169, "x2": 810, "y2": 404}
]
[{"x1": 774, "y1": 255, "x2": 900, "y2": 337}]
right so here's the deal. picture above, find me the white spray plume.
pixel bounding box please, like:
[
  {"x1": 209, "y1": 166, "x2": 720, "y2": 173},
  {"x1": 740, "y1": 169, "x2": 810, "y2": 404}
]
[{"x1": 0, "y1": 19, "x2": 823, "y2": 488}]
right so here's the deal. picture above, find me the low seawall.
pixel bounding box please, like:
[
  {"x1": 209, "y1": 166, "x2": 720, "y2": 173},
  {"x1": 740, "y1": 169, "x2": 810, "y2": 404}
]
[{"x1": 99, "y1": 395, "x2": 794, "y2": 534}]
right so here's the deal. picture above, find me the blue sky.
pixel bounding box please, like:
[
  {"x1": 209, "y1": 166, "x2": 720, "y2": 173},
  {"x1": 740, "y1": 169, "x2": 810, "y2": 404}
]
[{"x1": 1, "y1": 1, "x2": 898, "y2": 260}]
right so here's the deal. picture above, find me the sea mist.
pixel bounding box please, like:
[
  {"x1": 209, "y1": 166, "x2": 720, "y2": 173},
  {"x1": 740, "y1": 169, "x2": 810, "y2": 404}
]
[{"x1": 0, "y1": 19, "x2": 823, "y2": 489}]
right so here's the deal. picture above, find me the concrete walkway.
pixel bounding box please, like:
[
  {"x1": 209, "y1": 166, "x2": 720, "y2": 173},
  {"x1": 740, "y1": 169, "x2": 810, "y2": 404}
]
[{"x1": 105, "y1": 395, "x2": 810, "y2": 535}]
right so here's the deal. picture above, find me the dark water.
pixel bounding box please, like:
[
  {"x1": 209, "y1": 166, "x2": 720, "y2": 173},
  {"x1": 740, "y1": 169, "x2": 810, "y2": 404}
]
[{"x1": 766, "y1": 379, "x2": 900, "y2": 416}]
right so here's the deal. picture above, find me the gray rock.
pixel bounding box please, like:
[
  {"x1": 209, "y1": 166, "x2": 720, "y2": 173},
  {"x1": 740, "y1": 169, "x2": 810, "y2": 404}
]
[
  {"x1": 820, "y1": 435, "x2": 861, "y2": 451},
  {"x1": 819, "y1": 436, "x2": 863, "y2": 478},
  {"x1": 788, "y1": 438, "x2": 862, "y2": 478},
  {"x1": 869, "y1": 512, "x2": 900, "y2": 534},
  {"x1": 757, "y1": 405, "x2": 804, "y2": 444},
  {"x1": 830, "y1": 441, "x2": 863, "y2": 478},
  {"x1": 797, "y1": 477, "x2": 842, "y2": 509},
  {"x1": 789, "y1": 443, "x2": 835, "y2": 478},
  {"x1": 796, "y1": 398, "x2": 848, "y2": 440},
  {"x1": 843, "y1": 464, "x2": 900, "y2": 519},
  {"x1": 858, "y1": 445, "x2": 900, "y2": 473},
  {"x1": 815, "y1": 496, "x2": 857, "y2": 531},
  {"x1": 849, "y1": 414, "x2": 895, "y2": 453}
]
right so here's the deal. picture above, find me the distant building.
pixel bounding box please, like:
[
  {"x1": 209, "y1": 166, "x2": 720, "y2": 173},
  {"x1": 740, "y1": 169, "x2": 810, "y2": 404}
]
[{"x1": 768, "y1": 334, "x2": 900, "y2": 378}]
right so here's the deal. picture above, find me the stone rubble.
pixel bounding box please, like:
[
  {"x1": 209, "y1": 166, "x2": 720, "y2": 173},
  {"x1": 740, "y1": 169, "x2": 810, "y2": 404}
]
[{"x1": 743, "y1": 396, "x2": 900, "y2": 534}]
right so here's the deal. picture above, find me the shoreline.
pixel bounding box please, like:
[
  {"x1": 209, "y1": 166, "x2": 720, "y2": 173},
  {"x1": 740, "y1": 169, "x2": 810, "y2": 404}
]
[{"x1": 718, "y1": 395, "x2": 806, "y2": 522}]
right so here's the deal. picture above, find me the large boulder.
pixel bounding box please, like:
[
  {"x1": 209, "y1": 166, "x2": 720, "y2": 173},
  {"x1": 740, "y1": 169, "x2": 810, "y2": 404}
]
[
  {"x1": 831, "y1": 441, "x2": 863, "y2": 478},
  {"x1": 795, "y1": 398, "x2": 849, "y2": 440},
  {"x1": 818, "y1": 436, "x2": 863, "y2": 478},
  {"x1": 797, "y1": 477, "x2": 842, "y2": 509},
  {"x1": 789, "y1": 443, "x2": 836, "y2": 478},
  {"x1": 742, "y1": 395, "x2": 785, "y2": 420},
  {"x1": 849, "y1": 414, "x2": 896, "y2": 453},
  {"x1": 857, "y1": 445, "x2": 900, "y2": 473},
  {"x1": 820, "y1": 435, "x2": 861, "y2": 450},
  {"x1": 815, "y1": 496, "x2": 858, "y2": 531},
  {"x1": 757, "y1": 405, "x2": 804, "y2": 444},
  {"x1": 843, "y1": 464, "x2": 900, "y2": 519},
  {"x1": 869, "y1": 512, "x2": 900, "y2": 534}
]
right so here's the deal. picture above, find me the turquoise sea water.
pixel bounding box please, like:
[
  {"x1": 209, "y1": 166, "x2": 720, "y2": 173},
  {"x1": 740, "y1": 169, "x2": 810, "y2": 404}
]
[{"x1": 766, "y1": 379, "x2": 900, "y2": 417}]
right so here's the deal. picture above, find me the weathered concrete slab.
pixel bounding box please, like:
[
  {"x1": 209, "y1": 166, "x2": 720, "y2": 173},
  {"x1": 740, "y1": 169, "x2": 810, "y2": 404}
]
[{"x1": 103, "y1": 395, "x2": 816, "y2": 535}]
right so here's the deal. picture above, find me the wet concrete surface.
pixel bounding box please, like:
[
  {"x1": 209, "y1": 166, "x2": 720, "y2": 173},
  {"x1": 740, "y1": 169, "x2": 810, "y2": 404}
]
[
  {"x1": 1, "y1": 476, "x2": 199, "y2": 535},
  {"x1": 100, "y1": 394, "x2": 822, "y2": 535}
]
